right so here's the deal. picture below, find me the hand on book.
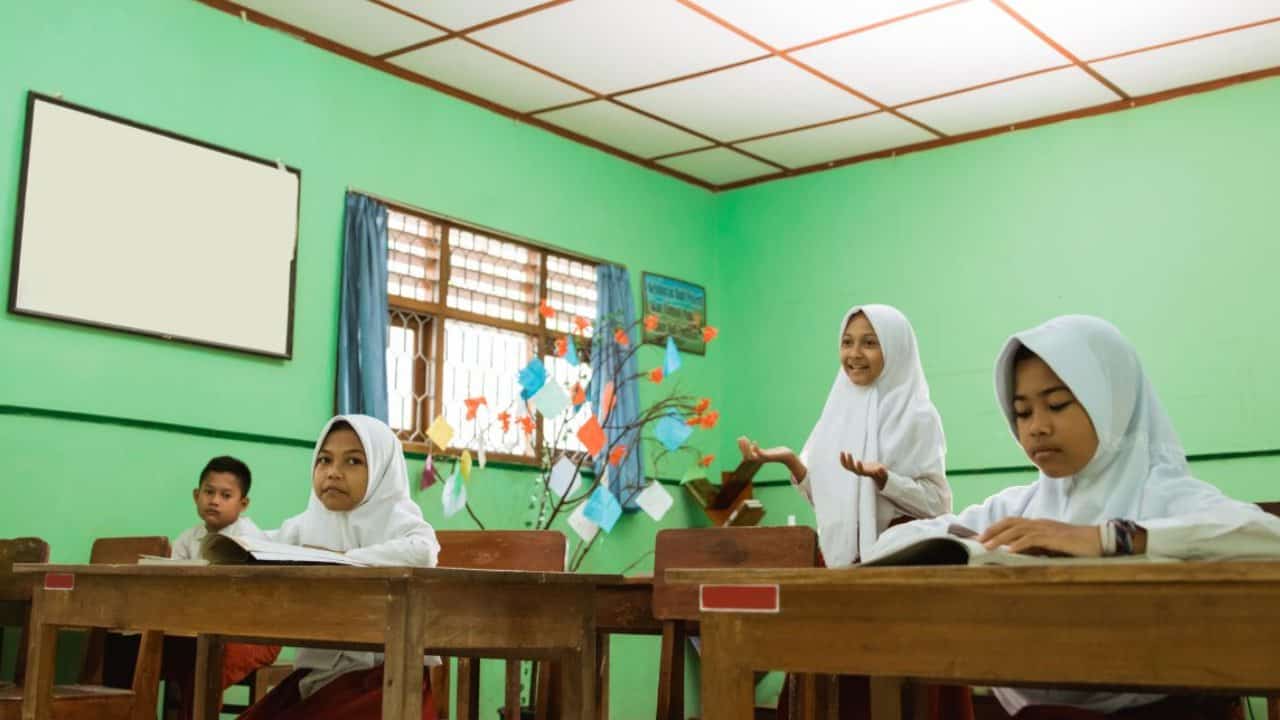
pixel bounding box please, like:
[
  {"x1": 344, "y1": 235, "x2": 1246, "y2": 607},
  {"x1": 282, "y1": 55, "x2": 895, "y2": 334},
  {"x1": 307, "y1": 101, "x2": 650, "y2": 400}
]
[
  {"x1": 979, "y1": 518, "x2": 1102, "y2": 557},
  {"x1": 839, "y1": 453, "x2": 888, "y2": 488}
]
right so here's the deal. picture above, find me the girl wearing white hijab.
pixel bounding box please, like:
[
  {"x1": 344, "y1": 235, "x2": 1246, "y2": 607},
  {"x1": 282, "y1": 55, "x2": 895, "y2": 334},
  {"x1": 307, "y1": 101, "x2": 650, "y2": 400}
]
[
  {"x1": 740, "y1": 304, "x2": 953, "y2": 567},
  {"x1": 241, "y1": 414, "x2": 441, "y2": 720},
  {"x1": 871, "y1": 315, "x2": 1280, "y2": 718}
]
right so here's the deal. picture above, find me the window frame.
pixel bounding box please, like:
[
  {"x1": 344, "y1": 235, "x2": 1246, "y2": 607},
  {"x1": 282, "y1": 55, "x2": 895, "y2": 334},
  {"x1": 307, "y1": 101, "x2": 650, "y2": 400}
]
[{"x1": 383, "y1": 199, "x2": 599, "y2": 466}]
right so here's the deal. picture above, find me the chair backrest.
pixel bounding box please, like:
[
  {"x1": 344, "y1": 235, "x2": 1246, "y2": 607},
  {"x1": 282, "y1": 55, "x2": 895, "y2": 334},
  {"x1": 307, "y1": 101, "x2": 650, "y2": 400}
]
[
  {"x1": 0, "y1": 537, "x2": 50, "y2": 605},
  {"x1": 88, "y1": 536, "x2": 171, "y2": 564},
  {"x1": 435, "y1": 530, "x2": 566, "y2": 571},
  {"x1": 653, "y1": 526, "x2": 818, "y2": 621}
]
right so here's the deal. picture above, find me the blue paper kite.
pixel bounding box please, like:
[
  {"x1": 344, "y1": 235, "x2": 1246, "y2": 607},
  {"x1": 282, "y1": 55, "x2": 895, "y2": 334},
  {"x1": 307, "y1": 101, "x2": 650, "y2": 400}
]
[
  {"x1": 518, "y1": 357, "x2": 548, "y2": 400},
  {"x1": 655, "y1": 410, "x2": 694, "y2": 452},
  {"x1": 566, "y1": 335, "x2": 579, "y2": 366},
  {"x1": 583, "y1": 485, "x2": 623, "y2": 533},
  {"x1": 664, "y1": 336, "x2": 681, "y2": 375}
]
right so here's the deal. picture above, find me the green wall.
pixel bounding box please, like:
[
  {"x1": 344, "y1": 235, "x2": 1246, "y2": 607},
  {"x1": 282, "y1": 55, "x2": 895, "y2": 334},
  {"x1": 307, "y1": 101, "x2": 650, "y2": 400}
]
[
  {"x1": 719, "y1": 76, "x2": 1280, "y2": 512},
  {"x1": 3, "y1": 1, "x2": 1280, "y2": 718}
]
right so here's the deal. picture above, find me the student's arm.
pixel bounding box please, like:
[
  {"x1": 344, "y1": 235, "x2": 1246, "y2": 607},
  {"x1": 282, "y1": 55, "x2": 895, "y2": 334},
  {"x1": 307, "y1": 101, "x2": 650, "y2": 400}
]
[
  {"x1": 871, "y1": 484, "x2": 1036, "y2": 555},
  {"x1": 1138, "y1": 479, "x2": 1280, "y2": 559},
  {"x1": 345, "y1": 526, "x2": 441, "y2": 567},
  {"x1": 170, "y1": 529, "x2": 193, "y2": 560},
  {"x1": 878, "y1": 466, "x2": 952, "y2": 519},
  {"x1": 738, "y1": 437, "x2": 812, "y2": 505}
]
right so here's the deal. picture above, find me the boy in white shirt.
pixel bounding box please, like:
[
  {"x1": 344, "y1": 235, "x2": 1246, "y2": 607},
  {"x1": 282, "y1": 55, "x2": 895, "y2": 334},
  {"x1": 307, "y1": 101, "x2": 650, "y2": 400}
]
[{"x1": 172, "y1": 455, "x2": 263, "y2": 559}]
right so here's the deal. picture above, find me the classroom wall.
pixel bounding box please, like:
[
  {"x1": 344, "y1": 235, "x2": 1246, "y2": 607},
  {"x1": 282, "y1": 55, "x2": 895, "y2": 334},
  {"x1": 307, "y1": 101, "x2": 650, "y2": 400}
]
[
  {"x1": 718, "y1": 76, "x2": 1280, "y2": 512},
  {"x1": 0, "y1": 0, "x2": 721, "y2": 716}
]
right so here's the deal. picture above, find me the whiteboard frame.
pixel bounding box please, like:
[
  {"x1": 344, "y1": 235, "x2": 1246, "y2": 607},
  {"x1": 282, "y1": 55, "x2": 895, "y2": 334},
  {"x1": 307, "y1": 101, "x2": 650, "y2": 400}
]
[{"x1": 8, "y1": 92, "x2": 300, "y2": 359}]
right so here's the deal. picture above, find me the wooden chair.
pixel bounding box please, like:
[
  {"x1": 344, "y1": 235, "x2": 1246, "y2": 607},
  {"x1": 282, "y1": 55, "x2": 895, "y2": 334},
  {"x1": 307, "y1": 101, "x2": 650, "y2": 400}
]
[
  {"x1": 1258, "y1": 503, "x2": 1280, "y2": 720},
  {"x1": 653, "y1": 526, "x2": 819, "y2": 720},
  {"x1": 0, "y1": 535, "x2": 165, "y2": 720},
  {"x1": 433, "y1": 530, "x2": 567, "y2": 720},
  {"x1": 80, "y1": 536, "x2": 172, "y2": 687}
]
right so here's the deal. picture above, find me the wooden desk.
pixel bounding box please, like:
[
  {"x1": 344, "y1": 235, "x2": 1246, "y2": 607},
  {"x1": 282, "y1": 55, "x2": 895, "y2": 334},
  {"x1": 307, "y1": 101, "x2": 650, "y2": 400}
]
[
  {"x1": 592, "y1": 576, "x2": 661, "y2": 719},
  {"x1": 671, "y1": 562, "x2": 1280, "y2": 720},
  {"x1": 16, "y1": 564, "x2": 618, "y2": 720}
]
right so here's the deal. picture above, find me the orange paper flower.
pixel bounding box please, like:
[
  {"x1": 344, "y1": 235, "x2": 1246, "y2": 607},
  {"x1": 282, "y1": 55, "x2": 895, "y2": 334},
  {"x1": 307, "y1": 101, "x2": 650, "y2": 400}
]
[
  {"x1": 648, "y1": 367, "x2": 664, "y2": 384},
  {"x1": 554, "y1": 337, "x2": 568, "y2": 357},
  {"x1": 573, "y1": 316, "x2": 591, "y2": 333},
  {"x1": 614, "y1": 327, "x2": 630, "y2": 347},
  {"x1": 608, "y1": 445, "x2": 628, "y2": 466},
  {"x1": 571, "y1": 382, "x2": 586, "y2": 406},
  {"x1": 686, "y1": 416, "x2": 702, "y2": 426},
  {"x1": 497, "y1": 411, "x2": 511, "y2": 433},
  {"x1": 538, "y1": 300, "x2": 556, "y2": 319},
  {"x1": 698, "y1": 454, "x2": 715, "y2": 468},
  {"x1": 643, "y1": 314, "x2": 659, "y2": 332},
  {"x1": 699, "y1": 410, "x2": 720, "y2": 429},
  {"x1": 694, "y1": 398, "x2": 711, "y2": 414},
  {"x1": 518, "y1": 415, "x2": 536, "y2": 436},
  {"x1": 702, "y1": 325, "x2": 719, "y2": 344},
  {"x1": 463, "y1": 396, "x2": 487, "y2": 420}
]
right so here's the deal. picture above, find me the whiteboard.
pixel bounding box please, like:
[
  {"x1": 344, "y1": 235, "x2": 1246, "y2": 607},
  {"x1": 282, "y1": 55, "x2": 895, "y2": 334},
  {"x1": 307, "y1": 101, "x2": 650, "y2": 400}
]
[{"x1": 9, "y1": 93, "x2": 300, "y2": 358}]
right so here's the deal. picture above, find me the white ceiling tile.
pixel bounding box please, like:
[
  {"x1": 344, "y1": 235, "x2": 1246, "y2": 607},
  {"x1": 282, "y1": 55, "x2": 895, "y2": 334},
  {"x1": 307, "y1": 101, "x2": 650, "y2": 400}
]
[
  {"x1": 390, "y1": 39, "x2": 590, "y2": 112},
  {"x1": 236, "y1": 0, "x2": 442, "y2": 55},
  {"x1": 657, "y1": 148, "x2": 779, "y2": 185},
  {"x1": 538, "y1": 101, "x2": 710, "y2": 158},
  {"x1": 900, "y1": 66, "x2": 1117, "y2": 135},
  {"x1": 379, "y1": 1, "x2": 546, "y2": 31},
  {"x1": 692, "y1": 0, "x2": 955, "y2": 49},
  {"x1": 736, "y1": 112, "x2": 935, "y2": 168},
  {"x1": 471, "y1": 0, "x2": 764, "y2": 93},
  {"x1": 620, "y1": 58, "x2": 876, "y2": 142},
  {"x1": 793, "y1": 1, "x2": 1068, "y2": 106},
  {"x1": 1092, "y1": 21, "x2": 1280, "y2": 97},
  {"x1": 1004, "y1": 0, "x2": 1280, "y2": 61}
]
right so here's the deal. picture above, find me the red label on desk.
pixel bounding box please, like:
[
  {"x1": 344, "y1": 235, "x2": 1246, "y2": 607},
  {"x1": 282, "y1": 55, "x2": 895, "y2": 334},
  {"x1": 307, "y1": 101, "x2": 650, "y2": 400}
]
[
  {"x1": 699, "y1": 584, "x2": 779, "y2": 613},
  {"x1": 44, "y1": 573, "x2": 75, "y2": 591}
]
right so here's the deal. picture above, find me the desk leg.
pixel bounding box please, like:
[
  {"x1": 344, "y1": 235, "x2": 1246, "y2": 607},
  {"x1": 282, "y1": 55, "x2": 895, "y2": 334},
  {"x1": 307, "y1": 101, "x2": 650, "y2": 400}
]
[
  {"x1": 559, "y1": 629, "x2": 598, "y2": 720},
  {"x1": 869, "y1": 677, "x2": 904, "y2": 720},
  {"x1": 193, "y1": 634, "x2": 225, "y2": 720},
  {"x1": 383, "y1": 586, "x2": 424, "y2": 720},
  {"x1": 699, "y1": 619, "x2": 754, "y2": 720},
  {"x1": 595, "y1": 633, "x2": 610, "y2": 720},
  {"x1": 19, "y1": 594, "x2": 57, "y2": 720}
]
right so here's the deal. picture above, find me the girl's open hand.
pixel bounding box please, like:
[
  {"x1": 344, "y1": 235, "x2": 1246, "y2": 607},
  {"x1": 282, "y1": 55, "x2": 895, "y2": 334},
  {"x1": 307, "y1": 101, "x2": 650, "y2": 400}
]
[
  {"x1": 839, "y1": 453, "x2": 888, "y2": 484},
  {"x1": 737, "y1": 436, "x2": 793, "y2": 464}
]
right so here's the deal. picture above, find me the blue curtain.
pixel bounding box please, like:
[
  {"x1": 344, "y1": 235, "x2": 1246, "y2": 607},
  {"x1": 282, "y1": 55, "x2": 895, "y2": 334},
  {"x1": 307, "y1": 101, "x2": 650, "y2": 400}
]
[
  {"x1": 588, "y1": 264, "x2": 644, "y2": 507},
  {"x1": 335, "y1": 193, "x2": 390, "y2": 421}
]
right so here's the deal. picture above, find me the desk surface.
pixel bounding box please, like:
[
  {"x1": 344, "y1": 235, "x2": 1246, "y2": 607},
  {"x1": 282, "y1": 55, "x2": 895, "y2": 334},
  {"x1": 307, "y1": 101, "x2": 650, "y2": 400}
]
[{"x1": 16, "y1": 563, "x2": 620, "y2": 585}]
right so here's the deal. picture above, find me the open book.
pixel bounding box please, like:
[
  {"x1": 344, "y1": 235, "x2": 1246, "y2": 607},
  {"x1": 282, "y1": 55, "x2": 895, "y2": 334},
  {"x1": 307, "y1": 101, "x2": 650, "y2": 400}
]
[
  {"x1": 861, "y1": 524, "x2": 1160, "y2": 567},
  {"x1": 199, "y1": 534, "x2": 369, "y2": 566}
]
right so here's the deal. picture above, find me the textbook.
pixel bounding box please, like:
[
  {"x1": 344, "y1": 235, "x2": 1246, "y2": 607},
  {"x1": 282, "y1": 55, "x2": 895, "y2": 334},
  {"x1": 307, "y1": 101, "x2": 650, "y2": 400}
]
[
  {"x1": 860, "y1": 524, "x2": 1159, "y2": 567},
  {"x1": 197, "y1": 534, "x2": 369, "y2": 567}
]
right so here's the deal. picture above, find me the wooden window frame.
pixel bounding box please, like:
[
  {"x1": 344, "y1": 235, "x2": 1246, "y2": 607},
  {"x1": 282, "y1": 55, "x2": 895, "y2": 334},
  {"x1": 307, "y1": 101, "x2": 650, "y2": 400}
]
[{"x1": 384, "y1": 199, "x2": 598, "y2": 466}]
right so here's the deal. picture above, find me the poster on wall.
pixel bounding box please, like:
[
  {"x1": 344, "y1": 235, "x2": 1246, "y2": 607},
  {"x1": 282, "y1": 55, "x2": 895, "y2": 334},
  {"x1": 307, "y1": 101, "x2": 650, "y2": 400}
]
[{"x1": 641, "y1": 272, "x2": 708, "y2": 355}]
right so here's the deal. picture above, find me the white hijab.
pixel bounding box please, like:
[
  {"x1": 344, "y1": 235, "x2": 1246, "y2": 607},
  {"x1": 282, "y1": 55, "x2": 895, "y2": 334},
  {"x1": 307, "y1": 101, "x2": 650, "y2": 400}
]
[
  {"x1": 992, "y1": 315, "x2": 1198, "y2": 523},
  {"x1": 800, "y1": 304, "x2": 946, "y2": 566},
  {"x1": 279, "y1": 414, "x2": 430, "y2": 552}
]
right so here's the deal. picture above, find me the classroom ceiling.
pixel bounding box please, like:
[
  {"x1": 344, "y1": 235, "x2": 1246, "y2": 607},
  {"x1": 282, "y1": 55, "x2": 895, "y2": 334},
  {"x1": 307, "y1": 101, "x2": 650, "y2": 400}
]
[{"x1": 204, "y1": 0, "x2": 1280, "y2": 190}]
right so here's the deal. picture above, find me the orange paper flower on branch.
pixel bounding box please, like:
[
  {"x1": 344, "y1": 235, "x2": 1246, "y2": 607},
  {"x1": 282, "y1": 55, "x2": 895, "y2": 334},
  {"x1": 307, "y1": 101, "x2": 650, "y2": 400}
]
[
  {"x1": 698, "y1": 454, "x2": 715, "y2": 468},
  {"x1": 702, "y1": 326, "x2": 719, "y2": 344},
  {"x1": 517, "y1": 415, "x2": 536, "y2": 436},
  {"x1": 497, "y1": 411, "x2": 511, "y2": 433},
  {"x1": 648, "y1": 367, "x2": 664, "y2": 384},
  {"x1": 538, "y1": 301, "x2": 556, "y2": 319},
  {"x1": 694, "y1": 398, "x2": 711, "y2": 414},
  {"x1": 686, "y1": 416, "x2": 702, "y2": 426},
  {"x1": 463, "y1": 397, "x2": 487, "y2": 420},
  {"x1": 614, "y1": 327, "x2": 630, "y2": 347},
  {"x1": 554, "y1": 337, "x2": 568, "y2": 357},
  {"x1": 573, "y1": 316, "x2": 591, "y2": 333},
  {"x1": 643, "y1": 314, "x2": 659, "y2": 332},
  {"x1": 608, "y1": 445, "x2": 628, "y2": 466},
  {"x1": 699, "y1": 410, "x2": 720, "y2": 429}
]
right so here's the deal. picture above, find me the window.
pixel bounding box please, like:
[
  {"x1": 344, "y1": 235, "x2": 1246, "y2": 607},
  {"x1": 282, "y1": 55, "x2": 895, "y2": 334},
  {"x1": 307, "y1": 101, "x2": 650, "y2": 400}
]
[{"x1": 384, "y1": 205, "x2": 599, "y2": 463}]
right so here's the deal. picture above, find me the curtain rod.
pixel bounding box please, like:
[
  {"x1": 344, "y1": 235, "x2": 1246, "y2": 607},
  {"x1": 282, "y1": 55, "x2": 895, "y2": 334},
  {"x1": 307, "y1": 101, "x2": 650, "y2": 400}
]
[{"x1": 347, "y1": 186, "x2": 624, "y2": 269}]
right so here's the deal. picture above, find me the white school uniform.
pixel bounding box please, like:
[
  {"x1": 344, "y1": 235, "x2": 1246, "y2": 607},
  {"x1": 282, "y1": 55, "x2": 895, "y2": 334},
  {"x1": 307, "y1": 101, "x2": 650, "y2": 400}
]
[
  {"x1": 871, "y1": 315, "x2": 1280, "y2": 715},
  {"x1": 796, "y1": 304, "x2": 952, "y2": 568},
  {"x1": 171, "y1": 515, "x2": 264, "y2": 560},
  {"x1": 271, "y1": 414, "x2": 442, "y2": 699}
]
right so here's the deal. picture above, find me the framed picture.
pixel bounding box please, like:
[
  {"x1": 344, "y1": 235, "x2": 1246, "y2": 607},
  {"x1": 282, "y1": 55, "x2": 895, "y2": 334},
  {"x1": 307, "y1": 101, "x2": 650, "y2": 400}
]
[{"x1": 641, "y1": 272, "x2": 708, "y2": 355}]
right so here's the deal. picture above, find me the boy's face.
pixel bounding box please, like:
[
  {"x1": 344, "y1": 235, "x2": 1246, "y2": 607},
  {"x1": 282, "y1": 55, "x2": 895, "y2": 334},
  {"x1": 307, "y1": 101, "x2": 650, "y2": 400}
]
[
  {"x1": 840, "y1": 312, "x2": 884, "y2": 386},
  {"x1": 1012, "y1": 355, "x2": 1099, "y2": 478},
  {"x1": 313, "y1": 427, "x2": 369, "y2": 512},
  {"x1": 193, "y1": 472, "x2": 248, "y2": 531}
]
